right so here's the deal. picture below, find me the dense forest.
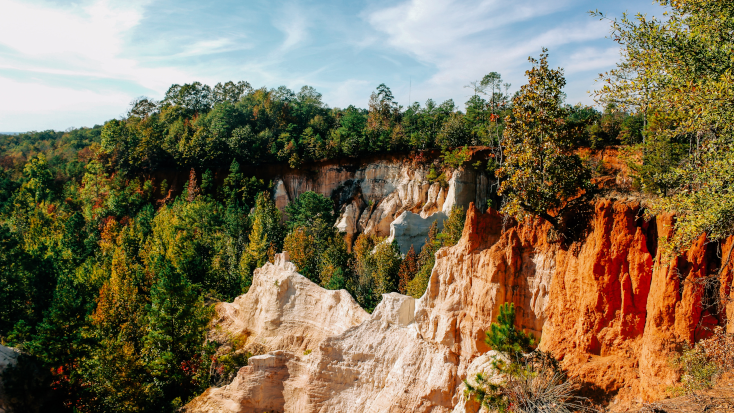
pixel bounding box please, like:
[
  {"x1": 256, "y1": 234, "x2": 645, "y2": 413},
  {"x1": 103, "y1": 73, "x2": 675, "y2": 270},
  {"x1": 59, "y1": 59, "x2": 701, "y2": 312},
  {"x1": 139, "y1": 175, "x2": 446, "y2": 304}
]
[{"x1": 2, "y1": 0, "x2": 733, "y2": 411}]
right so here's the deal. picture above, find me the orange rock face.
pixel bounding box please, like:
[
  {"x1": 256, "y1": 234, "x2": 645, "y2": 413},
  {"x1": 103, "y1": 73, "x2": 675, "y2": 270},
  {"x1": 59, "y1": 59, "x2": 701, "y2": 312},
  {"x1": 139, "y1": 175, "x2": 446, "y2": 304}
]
[
  {"x1": 424, "y1": 199, "x2": 732, "y2": 405},
  {"x1": 449, "y1": 200, "x2": 732, "y2": 405}
]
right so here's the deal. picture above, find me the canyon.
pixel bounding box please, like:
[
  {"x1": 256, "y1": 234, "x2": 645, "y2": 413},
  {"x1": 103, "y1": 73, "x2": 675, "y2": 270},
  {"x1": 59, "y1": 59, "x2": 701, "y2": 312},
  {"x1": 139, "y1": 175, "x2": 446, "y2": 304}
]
[{"x1": 183, "y1": 155, "x2": 734, "y2": 412}]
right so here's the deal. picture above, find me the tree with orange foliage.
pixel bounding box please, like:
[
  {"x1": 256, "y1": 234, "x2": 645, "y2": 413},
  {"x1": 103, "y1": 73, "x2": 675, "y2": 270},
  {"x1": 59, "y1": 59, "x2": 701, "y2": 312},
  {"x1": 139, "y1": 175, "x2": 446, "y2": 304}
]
[{"x1": 397, "y1": 245, "x2": 418, "y2": 295}]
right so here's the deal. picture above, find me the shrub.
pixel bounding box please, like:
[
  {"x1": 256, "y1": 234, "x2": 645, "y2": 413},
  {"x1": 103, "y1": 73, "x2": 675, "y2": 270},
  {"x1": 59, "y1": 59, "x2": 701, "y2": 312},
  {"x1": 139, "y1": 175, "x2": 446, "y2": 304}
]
[
  {"x1": 442, "y1": 146, "x2": 471, "y2": 170},
  {"x1": 669, "y1": 326, "x2": 734, "y2": 396}
]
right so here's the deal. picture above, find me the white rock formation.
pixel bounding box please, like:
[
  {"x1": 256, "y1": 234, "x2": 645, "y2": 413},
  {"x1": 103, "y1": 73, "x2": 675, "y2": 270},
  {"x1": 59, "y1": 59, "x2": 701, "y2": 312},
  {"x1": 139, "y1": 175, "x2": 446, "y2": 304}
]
[
  {"x1": 386, "y1": 211, "x2": 446, "y2": 255},
  {"x1": 211, "y1": 253, "x2": 369, "y2": 353},
  {"x1": 381, "y1": 169, "x2": 476, "y2": 254},
  {"x1": 268, "y1": 158, "x2": 490, "y2": 251}
]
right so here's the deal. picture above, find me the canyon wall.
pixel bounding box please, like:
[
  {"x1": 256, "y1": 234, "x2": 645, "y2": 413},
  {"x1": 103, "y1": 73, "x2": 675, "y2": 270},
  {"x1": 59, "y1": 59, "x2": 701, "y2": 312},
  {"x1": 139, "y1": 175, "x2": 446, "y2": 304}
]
[
  {"x1": 186, "y1": 199, "x2": 734, "y2": 412},
  {"x1": 153, "y1": 152, "x2": 493, "y2": 252},
  {"x1": 272, "y1": 156, "x2": 490, "y2": 253}
]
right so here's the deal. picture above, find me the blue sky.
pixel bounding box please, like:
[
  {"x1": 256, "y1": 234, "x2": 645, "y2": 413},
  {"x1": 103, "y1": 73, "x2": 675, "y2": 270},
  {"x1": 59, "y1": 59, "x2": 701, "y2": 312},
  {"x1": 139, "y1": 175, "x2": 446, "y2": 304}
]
[{"x1": 0, "y1": 0, "x2": 664, "y2": 132}]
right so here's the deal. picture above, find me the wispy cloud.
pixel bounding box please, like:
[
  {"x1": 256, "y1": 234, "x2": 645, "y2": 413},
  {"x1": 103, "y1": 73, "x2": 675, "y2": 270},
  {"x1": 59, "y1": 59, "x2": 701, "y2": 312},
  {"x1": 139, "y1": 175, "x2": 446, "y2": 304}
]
[
  {"x1": 0, "y1": 76, "x2": 131, "y2": 130},
  {"x1": 365, "y1": 0, "x2": 612, "y2": 105},
  {"x1": 273, "y1": 2, "x2": 311, "y2": 52}
]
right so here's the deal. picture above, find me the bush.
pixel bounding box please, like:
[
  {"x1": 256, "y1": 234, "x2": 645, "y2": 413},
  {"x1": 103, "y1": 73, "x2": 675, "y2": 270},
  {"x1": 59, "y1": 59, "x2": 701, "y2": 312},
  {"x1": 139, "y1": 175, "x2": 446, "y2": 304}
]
[
  {"x1": 442, "y1": 146, "x2": 471, "y2": 170},
  {"x1": 669, "y1": 326, "x2": 734, "y2": 396}
]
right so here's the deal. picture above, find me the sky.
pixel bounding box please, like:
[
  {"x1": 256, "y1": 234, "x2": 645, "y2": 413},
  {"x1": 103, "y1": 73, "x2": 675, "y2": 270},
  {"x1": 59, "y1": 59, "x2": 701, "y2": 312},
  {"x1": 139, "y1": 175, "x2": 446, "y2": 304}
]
[{"x1": 0, "y1": 0, "x2": 665, "y2": 132}]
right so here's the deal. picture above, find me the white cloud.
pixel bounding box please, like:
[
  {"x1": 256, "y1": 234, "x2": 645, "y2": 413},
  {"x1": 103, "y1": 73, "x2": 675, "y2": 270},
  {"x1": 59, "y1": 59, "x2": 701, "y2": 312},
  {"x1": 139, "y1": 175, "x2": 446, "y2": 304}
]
[
  {"x1": 0, "y1": 76, "x2": 132, "y2": 130},
  {"x1": 0, "y1": 0, "x2": 210, "y2": 93},
  {"x1": 273, "y1": 2, "x2": 311, "y2": 52}
]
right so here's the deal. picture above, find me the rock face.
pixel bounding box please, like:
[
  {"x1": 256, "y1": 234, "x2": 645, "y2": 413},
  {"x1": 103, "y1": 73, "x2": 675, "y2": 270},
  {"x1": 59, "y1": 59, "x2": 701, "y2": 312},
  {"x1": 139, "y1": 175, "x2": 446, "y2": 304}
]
[
  {"x1": 187, "y1": 200, "x2": 733, "y2": 412},
  {"x1": 385, "y1": 211, "x2": 447, "y2": 255},
  {"x1": 270, "y1": 158, "x2": 490, "y2": 250}
]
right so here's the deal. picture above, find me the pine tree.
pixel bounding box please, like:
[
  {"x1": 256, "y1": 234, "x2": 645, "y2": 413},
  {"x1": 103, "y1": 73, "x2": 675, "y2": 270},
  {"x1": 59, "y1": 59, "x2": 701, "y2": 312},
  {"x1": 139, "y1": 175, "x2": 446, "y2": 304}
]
[
  {"x1": 485, "y1": 303, "x2": 535, "y2": 355},
  {"x1": 143, "y1": 258, "x2": 212, "y2": 410},
  {"x1": 397, "y1": 245, "x2": 418, "y2": 295}
]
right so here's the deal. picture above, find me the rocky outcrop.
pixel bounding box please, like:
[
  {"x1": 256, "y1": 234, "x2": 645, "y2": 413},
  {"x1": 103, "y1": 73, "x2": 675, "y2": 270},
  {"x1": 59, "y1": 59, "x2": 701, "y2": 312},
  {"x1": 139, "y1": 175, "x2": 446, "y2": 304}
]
[
  {"x1": 210, "y1": 253, "x2": 369, "y2": 353},
  {"x1": 385, "y1": 211, "x2": 446, "y2": 255},
  {"x1": 0, "y1": 345, "x2": 19, "y2": 413},
  {"x1": 189, "y1": 351, "x2": 296, "y2": 413},
  {"x1": 187, "y1": 199, "x2": 733, "y2": 412}
]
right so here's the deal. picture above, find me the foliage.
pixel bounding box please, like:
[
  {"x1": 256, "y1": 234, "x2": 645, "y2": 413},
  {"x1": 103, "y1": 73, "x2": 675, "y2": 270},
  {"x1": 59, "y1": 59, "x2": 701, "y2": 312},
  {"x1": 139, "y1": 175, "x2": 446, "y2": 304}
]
[
  {"x1": 437, "y1": 206, "x2": 466, "y2": 247},
  {"x1": 668, "y1": 326, "x2": 734, "y2": 396},
  {"x1": 406, "y1": 221, "x2": 439, "y2": 299},
  {"x1": 284, "y1": 191, "x2": 335, "y2": 230},
  {"x1": 497, "y1": 50, "x2": 593, "y2": 232},
  {"x1": 397, "y1": 245, "x2": 418, "y2": 295},
  {"x1": 594, "y1": 0, "x2": 734, "y2": 253},
  {"x1": 441, "y1": 146, "x2": 471, "y2": 170},
  {"x1": 485, "y1": 303, "x2": 535, "y2": 354}
]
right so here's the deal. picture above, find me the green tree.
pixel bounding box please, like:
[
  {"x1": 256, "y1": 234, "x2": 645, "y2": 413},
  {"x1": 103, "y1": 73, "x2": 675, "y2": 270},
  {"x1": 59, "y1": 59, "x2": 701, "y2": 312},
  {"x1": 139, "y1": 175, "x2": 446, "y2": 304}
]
[
  {"x1": 284, "y1": 191, "x2": 335, "y2": 230},
  {"x1": 485, "y1": 303, "x2": 535, "y2": 354},
  {"x1": 497, "y1": 50, "x2": 593, "y2": 233},
  {"x1": 594, "y1": 1, "x2": 734, "y2": 252},
  {"x1": 143, "y1": 258, "x2": 213, "y2": 410},
  {"x1": 437, "y1": 206, "x2": 466, "y2": 247},
  {"x1": 407, "y1": 221, "x2": 439, "y2": 299},
  {"x1": 240, "y1": 193, "x2": 282, "y2": 290},
  {"x1": 283, "y1": 227, "x2": 316, "y2": 280},
  {"x1": 371, "y1": 241, "x2": 402, "y2": 296}
]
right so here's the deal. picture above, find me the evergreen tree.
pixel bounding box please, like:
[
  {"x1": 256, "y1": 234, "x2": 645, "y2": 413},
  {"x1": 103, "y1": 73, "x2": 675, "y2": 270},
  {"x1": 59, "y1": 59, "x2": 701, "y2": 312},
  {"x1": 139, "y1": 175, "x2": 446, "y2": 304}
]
[
  {"x1": 485, "y1": 303, "x2": 535, "y2": 355},
  {"x1": 143, "y1": 258, "x2": 213, "y2": 410},
  {"x1": 371, "y1": 241, "x2": 402, "y2": 296},
  {"x1": 407, "y1": 221, "x2": 440, "y2": 299},
  {"x1": 284, "y1": 191, "x2": 335, "y2": 230}
]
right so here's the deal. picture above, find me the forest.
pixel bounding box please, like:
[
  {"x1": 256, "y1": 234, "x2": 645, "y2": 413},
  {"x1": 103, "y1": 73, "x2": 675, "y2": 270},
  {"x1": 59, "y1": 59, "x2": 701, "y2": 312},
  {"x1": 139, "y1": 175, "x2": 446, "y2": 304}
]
[{"x1": 2, "y1": 0, "x2": 734, "y2": 411}]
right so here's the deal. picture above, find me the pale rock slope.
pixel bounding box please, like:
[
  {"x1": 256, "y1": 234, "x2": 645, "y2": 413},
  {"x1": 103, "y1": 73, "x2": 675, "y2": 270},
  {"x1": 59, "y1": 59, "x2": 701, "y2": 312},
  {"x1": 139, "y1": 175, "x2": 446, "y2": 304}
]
[{"x1": 210, "y1": 253, "x2": 369, "y2": 354}]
